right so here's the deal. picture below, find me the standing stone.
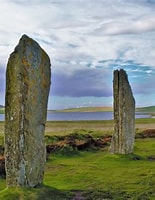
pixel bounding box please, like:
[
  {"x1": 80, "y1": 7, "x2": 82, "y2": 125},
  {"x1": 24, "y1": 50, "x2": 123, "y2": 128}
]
[
  {"x1": 5, "y1": 34, "x2": 51, "y2": 187},
  {"x1": 110, "y1": 69, "x2": 135, "y2": 154}
]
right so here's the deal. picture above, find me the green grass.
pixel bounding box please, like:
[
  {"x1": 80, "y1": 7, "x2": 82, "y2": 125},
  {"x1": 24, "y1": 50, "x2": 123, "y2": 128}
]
[
  {"x1": 135, "y1": 118, "x2": 155, "y2": 124},
  {"x1": 0, "y1": 136, "x2": 4, "y2": 146},
  {"x1": 0, "y1": 138, "x2": 154, "y2": 199},
  {"x1": 0, "y1": 120, "x2": 155, "y2": 199},
  {"x1": 0, "y1": 185, "x2": 72, "y2": 200},
  {"x1": 46, "y1": 120, "x2": 114, "y2": 128},
  {"x1": 43, "y1": 138, "x2": 155, "y2": 199},
  {"x1": 45, "y1": 120, "x2": 114, "y2": 137}
]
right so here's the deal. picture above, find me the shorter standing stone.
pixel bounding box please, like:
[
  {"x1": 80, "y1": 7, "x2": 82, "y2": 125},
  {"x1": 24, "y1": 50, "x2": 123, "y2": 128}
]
[{"x1": 110, "y1": 69, "x2": 135, "y2": 154}]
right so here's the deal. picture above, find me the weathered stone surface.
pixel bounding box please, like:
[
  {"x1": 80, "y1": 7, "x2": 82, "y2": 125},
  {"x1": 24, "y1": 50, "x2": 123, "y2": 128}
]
[
  {"x1": 5, "y1": 35, "x2": 51, "y2": 187},
  {"x1": 110, "y1": 69, "x2": 135, "y2": 154}
]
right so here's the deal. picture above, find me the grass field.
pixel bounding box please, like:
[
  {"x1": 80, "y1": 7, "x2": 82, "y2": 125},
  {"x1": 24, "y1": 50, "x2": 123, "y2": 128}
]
[
  {"x1": 53, "y1": 106, "x2": 113, "y2": 112},
  {"x1": 0, "y1": 119, "x2": 155, "y2": 199},
  {"x1": 0, "y1": 108, "x2": 4, "y2": 114}
]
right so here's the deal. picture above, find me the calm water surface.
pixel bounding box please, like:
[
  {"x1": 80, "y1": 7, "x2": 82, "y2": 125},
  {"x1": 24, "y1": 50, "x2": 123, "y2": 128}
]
[
  {"x1": 0, "y1": 111, "x2": 151, "y2": 121},
  {"x1": 47, "y1": 111, "x2": 151, "y2": 121}
]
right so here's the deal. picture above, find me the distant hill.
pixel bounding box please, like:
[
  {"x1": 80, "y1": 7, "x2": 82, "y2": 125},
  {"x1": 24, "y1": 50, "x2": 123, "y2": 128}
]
[
  {"x1": 53, "y1": 106, "x2": 155, "y2": 113},
  {"x1": 53, "y1": 107, "x2": 113, "y2": 112},
  {"x1": 0, "y1": 105, "x2": 5, "y2": 114},
  {"x1": 136, "y1": 106, "x2": 155, "y2": 112}
]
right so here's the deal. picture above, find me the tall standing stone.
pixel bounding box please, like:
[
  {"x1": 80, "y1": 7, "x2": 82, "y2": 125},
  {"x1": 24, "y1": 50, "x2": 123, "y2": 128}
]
[
  {"x1": 110, "y1": 69, "x2": 135, "y2": 154},
  {"x1": 5, "y1": 35, "x2": 51, "y2": 187}
]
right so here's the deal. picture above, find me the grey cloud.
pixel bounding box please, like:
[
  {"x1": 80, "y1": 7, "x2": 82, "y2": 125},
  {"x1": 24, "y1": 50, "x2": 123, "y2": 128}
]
[
  {"x1": 0, "y1": 0, "x2": 155, "y2": 103},
  {"x1": 51, "y1": 68, "x2": 112, "y2": 97},
  {"x1": 51, "y1": 58, "x2": 155, "y2": 98},
  {"x1": 132, "y1": 81, "x2": 155, "y2": 95},
  {"x1": 94, "y1": 17, "x2": 155, "y2": 36}
]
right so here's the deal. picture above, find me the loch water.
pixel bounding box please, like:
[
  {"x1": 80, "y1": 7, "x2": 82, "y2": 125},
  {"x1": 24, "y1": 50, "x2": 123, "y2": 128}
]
[{"x1": 0, "y1": 111, "x2": 151, "y2": 121}]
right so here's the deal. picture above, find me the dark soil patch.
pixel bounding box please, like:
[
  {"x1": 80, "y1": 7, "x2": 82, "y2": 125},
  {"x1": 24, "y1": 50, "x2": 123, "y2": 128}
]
[
  {"x1": 0, "y1": 145, "x2": 5, "y2": 178},
  {"x1": 72, "y1": 190, "x2": 85, "y2": 200},
  {"x1": 0, "y1": 145, "x2": 4, "y2": 155},
  {"x1": 136, "y1": 129, "x2": 155, "y2": 138},
  {"x1": 46, "y1": 133, "x2": 111, "y2": 155},
  {"x1": 0, "y1": 155, "x2": 5, "y2": 178},
  {"x1": 147, "y1": 155, "x2": 155, "y2": 161},
  {"x1": 46, "y1": 128, "x2": 155, "y2": 156}
]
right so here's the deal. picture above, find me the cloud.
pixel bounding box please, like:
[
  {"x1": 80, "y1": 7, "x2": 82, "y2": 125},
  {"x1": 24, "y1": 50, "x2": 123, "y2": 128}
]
[
  {"x1": 0, "y1": 0, "x2": 155, "y2": 108},
  {"x1": 51, "y1": 67, "x2": 112, "y2": 97},
  {"x1": 94, "y1": 17, "x2": 155, "y2": 36},
  {"x1": 51, "y1": 59, "x2": 155, "y2": 98},
  {"x1": 0, "y1": 0, "x2": 155, "y2": 68}
]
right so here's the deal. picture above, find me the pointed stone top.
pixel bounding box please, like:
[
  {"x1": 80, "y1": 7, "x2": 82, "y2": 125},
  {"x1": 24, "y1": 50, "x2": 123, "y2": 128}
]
[
  {"x1": 114, "y1": 68, "x2": 125, "y2": 73},
  {"x1": 12, "y1": 34, "x2": 50, "y2": 64},
  {"x1": 21, "y1": 34, "x2": 30, "y2": 39},
  {"x1": 114, "y1": 69, "x2": 128, "y2": 82},
  {"x1": 19, "y1": 34, "x2": 37, "y2": 44},
  {"x1": 19, "y1": 34, "x2": 32, "y2": 43}
]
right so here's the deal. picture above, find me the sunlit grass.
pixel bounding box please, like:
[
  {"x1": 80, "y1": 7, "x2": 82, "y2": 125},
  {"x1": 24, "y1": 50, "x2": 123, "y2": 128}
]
[
  {"x1": 0, "y1": 120, "x2": 155, "y2": 199},
  {"x1": 44, "y1": 139, "x2": 155, "y2": 197}
]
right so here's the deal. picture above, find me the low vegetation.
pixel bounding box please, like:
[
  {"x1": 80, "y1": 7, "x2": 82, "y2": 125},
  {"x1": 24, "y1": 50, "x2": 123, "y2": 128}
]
[
  {"x1": 53, "y1": 106, "x2": 113, "y2": 112},
  {"x1": 136, "y1": 105, "x2": 155, "y2": 112},
  {"x1": 0, "y1": 120, "x2": 154, "y2": 199},
  {"x1": 0, "y1": 108, "x2": 4, "y2": 115},
  {"x1": 51, "y1": 105, "x2": 155, "y2": 113}
]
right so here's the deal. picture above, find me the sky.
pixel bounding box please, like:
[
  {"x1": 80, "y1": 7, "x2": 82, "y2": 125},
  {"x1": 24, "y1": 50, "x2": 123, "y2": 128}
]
[{"x1": 0, "y1": 0, "x2": 155, "y2": 109}]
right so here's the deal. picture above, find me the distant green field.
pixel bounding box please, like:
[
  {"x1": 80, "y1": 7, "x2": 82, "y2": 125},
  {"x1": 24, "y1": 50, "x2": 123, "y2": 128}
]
[
  {"x1": 53, "y1": 106, "x2": 113, "y2": 112},
  {"x1": 0, "y1": 108, "x2": 4, "y2": 114},
  {"x1": 136, "y1": 105, "x2": 155, "y2": 112},
  {"x1": 52, "y1": 105, "x2": 155, "y2": 113}
]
